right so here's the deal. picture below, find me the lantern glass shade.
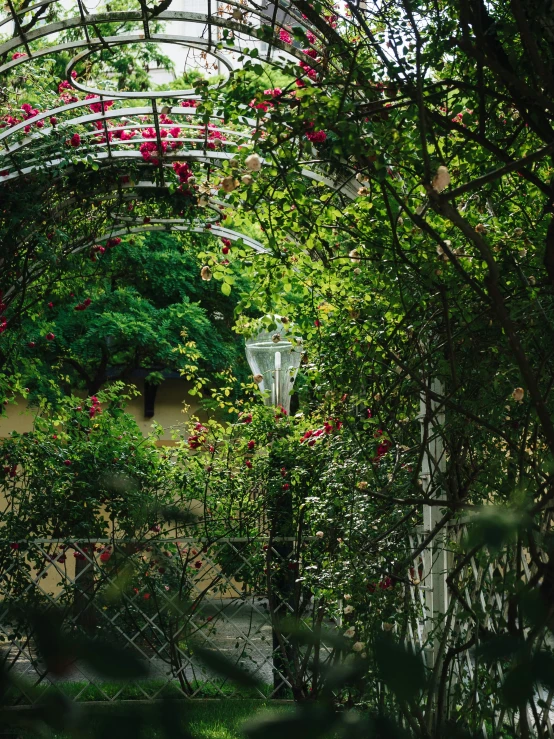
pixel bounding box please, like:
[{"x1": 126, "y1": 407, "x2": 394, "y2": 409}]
[{"x1": 245, "y1": 320, "x2": 302, "y2": 414}]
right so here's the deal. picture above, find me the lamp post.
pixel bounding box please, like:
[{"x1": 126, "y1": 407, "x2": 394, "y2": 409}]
[
  {"x1": 245, "y1": 319, "x2": 302, "y2": 415},
  {"x1": 245, "y1": 318, "x2": 302, "y2": 696}
]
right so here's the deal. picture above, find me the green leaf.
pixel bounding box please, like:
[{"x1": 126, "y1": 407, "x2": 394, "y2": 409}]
[
  {"x1": 193, "y1": 646, "x2": 261, "y2": 688},
  {"x1": 374, "y1": 635, "x2": 426, "y2": 703},
  {"x1": 78, "y1": 639, "x2": 149, "y2": 679}
]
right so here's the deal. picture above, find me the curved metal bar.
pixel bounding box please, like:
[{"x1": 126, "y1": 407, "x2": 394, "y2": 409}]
[
  {"x1": 0, "y1": 147, "x2": 258, "y2": 183},
  {"x1": 0, "y1": 0, "x2": 313, "y2": 38},
  {"x1": 70, "y1": 223, "x2": 269, "y2": 257},
  {"x1": 65, "y1": 34, "x2": 235, "y2": 99},
  {"x1": 0, "y1": 9, "x2": 313, "y2": 74},
  {"x1": 0, "y1": 104, "x2": 257, "y2": 145}
]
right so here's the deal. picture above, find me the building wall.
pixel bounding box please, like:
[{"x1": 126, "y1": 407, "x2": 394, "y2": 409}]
[{"x1": 0, "y1": 379, "x2": 201, "y2": 444}]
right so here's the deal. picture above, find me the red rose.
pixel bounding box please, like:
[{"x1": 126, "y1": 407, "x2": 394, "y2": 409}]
[
  {"x1": 63, "y1": 459, "x2": 71, "y2": 466},
  {"x1": 245, "y1": 459, "x2": 252, "y2": 469},
  {"x1": 188, "y1": 435, "x2": 201, "y2": 449},
  {"x1": 247, "y1": 440, "x2": 255, "y2": 450},
  {"x1": 45, "y1": 332, "x2": 55, "y2": 341}
]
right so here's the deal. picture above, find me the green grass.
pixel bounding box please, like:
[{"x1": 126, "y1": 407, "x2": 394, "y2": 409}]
[
  {"x1": 16, "y1": 700, "x2": 293, "y2": 739},
  {"x1": 184, "y1": 701, "x2": 292, "y2": 739}
]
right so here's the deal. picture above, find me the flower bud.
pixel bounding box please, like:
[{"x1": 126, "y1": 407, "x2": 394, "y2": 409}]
[
  {"x1": 245, "y1": 153, "x2": 262, "y2": 172},
  {"x1": 222, "y1": 176, "x2": 238, "y2": 193},
  {"x1": 432, "y1": 165, "x2": 450, "y2": 192},
  {"x1": 512, "y1": 387, "x2": 524, "y2": 402}
]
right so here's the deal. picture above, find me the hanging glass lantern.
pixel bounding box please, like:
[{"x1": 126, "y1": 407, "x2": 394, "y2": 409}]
[{"x1": 245, "y1": 318, "x2": 302, "y2": 414}]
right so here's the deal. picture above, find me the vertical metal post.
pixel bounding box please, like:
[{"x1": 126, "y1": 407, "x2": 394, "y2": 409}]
[
  {"x1": 274, "y1": 351, "x2": 281, "y2": 408},
  {"x1": 420, "y1": 377, "x2": 448, "y2": 667}
]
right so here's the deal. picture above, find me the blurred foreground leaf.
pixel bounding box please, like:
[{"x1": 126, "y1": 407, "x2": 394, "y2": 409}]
[
  {"x1": 374, "y1": 635, "x2": 426, "y2": 703},
  {"x1": 194, "y1": 646, "x2": 262, "y2": 689}
]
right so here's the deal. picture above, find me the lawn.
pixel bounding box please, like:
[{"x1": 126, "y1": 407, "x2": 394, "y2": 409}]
[
  {"x1": 181, "y1": 701, "x2": 292, "y2": 739},
  {"x1": 16, "y1": 700, "x2": 293, "y2": 739}
]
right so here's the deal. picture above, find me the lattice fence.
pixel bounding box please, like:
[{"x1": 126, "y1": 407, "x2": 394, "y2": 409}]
[
  {"x1": 1, "y1": 522, "x2": 552, "y2": 739},
  {"x1": 0, "y1": 536, "x2": 335, "y2": 705},
  {"x1": 409, "y1": 520, "x2": 554, "y2": 737}
]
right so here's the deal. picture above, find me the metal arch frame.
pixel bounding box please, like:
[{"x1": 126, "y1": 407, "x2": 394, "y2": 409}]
[
  {"x1": 0, "y1": 101, "x2": 252, "y2": 189},
  {"x1": 0, "y1": 0, "x2": 332, "y2": 197},
  {"x1": 0, "y1": 112, "x2": 250, "y2": 147},
  {"x1": 2, "y1": 215, "x2": 269, "y2": 304},
  {"x1": 74, "y1": 223, "x2": 269, "y2": 255},
  {"x1": 0, "y1": 99, "x2": 360, "y2": 199},
  {"x1": 0, "y1": 0, "x2": 351, "y2": 282},
  {"x1": 0, "y1": 5, "x2": 320, "y2": 77},
  {"x1": 65, "y1": 34, "x2": 236, "y2": 99},
  {"x1": 0, "y1": 99, "x2": 362, "y2": 203},
  {"x1": 0, "y1": 0, "x2": 316, "y2": 37},
  {"x1": 0, "y1": 103, "x2": 251, "y2": 150}
]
